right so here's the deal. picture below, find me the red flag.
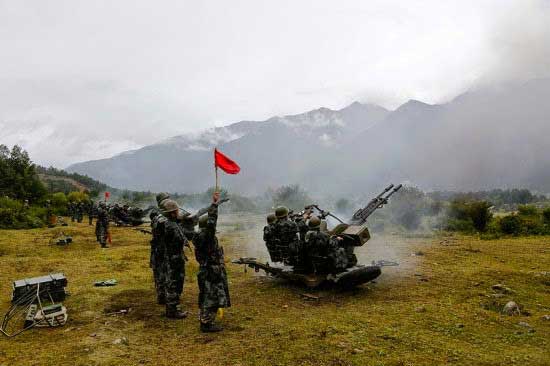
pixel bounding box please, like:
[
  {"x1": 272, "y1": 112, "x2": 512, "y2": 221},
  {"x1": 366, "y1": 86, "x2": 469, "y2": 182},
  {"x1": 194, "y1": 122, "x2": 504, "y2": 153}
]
[
  {"x1": 104, "y1": 191, "x2": 111, "y2": 200},
  {"x1": 214, "y1": 148, "x2": 240, "y2": 174}
]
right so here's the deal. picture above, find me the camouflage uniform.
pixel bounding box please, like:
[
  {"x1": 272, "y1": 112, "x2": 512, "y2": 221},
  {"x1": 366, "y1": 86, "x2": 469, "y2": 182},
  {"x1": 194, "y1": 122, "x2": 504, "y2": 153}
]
[
  {"x1": 305, "y1": 230, "x2": 348, "y2": 274},
  {"x1": 263, "y1": 216, "x2": 278, "y2": 262},
  {"x1": 88, "y1": 201, "x2": 95, "y2": 225},
  {"x1": 68, "y1": 202, "x2": 75, "y2": 222},
  {"x1": 193, "y1": 204, "x2": 230, "y2": 331},
  {"x1": 95, "y1": 204, "x2": 109, "y2": 247},
  {"x1": 272, "y1": 218, "x2": 299, "y2": 265},
  {"x1": 150, "y1": 211, "x2": 167, "y2": 304},
  {"x1": 163, "y1": 215, "x2": 188, "y2": 315},
  {"x1": 76, "y1": 202, "x2": 84, "y2": 223}
]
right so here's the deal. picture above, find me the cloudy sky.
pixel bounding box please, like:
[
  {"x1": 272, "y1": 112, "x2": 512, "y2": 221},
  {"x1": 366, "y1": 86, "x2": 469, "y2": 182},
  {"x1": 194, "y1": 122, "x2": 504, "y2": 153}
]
[{"x1": 1, "y1": 0, "x2": 549, "y2": 167}]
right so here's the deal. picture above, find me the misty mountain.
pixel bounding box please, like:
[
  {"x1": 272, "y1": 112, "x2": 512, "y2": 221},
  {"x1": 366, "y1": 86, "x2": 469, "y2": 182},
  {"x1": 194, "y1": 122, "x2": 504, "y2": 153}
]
[{"x1": 68, "y1": 79, "x2": 550, "y2": 195}]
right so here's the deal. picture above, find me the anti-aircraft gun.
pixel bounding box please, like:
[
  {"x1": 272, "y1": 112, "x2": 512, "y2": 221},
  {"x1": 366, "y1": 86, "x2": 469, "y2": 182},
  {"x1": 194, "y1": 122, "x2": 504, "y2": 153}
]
[{"x1": 233, "y1": 183, "x2": 403, "y2": 288}]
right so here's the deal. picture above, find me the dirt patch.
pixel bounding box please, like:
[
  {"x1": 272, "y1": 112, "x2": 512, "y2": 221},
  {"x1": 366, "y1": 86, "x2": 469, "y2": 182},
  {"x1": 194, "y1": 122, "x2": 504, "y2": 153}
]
[{"x1": 104, "y1": 289, "x2": 159, "y2": 323}]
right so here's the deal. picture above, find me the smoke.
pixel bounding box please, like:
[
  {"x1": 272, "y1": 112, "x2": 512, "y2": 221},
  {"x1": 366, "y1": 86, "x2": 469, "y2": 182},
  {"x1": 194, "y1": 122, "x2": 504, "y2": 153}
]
[{"x1": 479, "y1": 0, "x2": 550, "y2": 86}]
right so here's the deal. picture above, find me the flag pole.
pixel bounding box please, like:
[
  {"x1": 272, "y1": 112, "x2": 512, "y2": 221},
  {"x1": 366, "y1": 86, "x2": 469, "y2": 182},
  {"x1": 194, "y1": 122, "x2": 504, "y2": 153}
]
[
  {"x1": 214, "y1": 148, "x2": 219, "y2": 193},
  {"x1": 215, "y1": 165, "x2": 219, "y2": 193}
]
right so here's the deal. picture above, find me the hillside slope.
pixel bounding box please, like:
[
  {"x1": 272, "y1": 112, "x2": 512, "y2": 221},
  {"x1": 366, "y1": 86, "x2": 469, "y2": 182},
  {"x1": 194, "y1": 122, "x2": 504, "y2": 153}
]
[{"x1": 68, "y1": 79, "x2": 550, "y2": 194}]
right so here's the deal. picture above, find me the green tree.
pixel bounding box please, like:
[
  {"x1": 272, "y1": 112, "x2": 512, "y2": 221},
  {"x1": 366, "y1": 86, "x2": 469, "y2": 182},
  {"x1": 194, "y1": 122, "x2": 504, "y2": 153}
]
[
  {"x1": 0, "y1": 145, "x2": 47, "y2": 202},
  {"x1": 272, "y1": 185, "x2": 311, "y2": 211}
]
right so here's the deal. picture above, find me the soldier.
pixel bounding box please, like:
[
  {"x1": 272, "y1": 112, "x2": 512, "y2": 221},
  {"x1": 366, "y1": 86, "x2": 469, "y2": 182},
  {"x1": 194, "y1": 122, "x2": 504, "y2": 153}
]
[
  {"x1": 45, "y1": 199, "x2": 55, "y2": 227},
  {"x1": 304, "y1": 216, "x2": 347, "y2": 273},
  {"x1": 95, "y1": 202, "x2": 110, "y2": 248},
  {"x1": 76, "y1": 202, "x2": 84, "y2": 223},
  {"x1": 272, "y1": 206, "x2": 299, "y2": 265},
  {"x1": 161, "y1": 199, "x2": 189, "y2": 319},
  {"x1": 150, "y1": 209, "x2": 167, "y2": 305},
  {"x1": 263, "y1": 214, "x2": 278, "y2": 262},
  {"x1": 156, "y1": 192, "x2": 170, "y2": 208},
  {"x1": 68, "y1": 202, "x2": 75, "y2": 222},
  {"x1": 193, "y1": 192, "x2": 230, "y2": 332}
]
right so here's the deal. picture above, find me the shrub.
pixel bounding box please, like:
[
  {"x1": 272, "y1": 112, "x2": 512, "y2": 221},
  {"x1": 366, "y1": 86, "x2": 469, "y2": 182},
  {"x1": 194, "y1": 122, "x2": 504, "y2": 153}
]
[
  {"x1": 0, "y1": 197, "x2": 45, "y2": 229},
  {"x1": 447, "y1": 200, "x2": 492, "y2": 232},
  {"x1": 272, "y1": 185, "x2": 311, "y2": 211},
  {"x1": 499, "y1": 215, "x2": 522, "y2": 235},
  {"x1": 518, "y1": 205, "x2": 538, "y2": 216},
  {"x1": 541, "y1": 208, "x2": 550, "y2": 225}
]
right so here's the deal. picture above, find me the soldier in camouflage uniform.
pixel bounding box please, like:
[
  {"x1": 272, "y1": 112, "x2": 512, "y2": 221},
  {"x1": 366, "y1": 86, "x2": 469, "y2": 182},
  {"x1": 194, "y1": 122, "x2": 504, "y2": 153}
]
[
  {"x1": 304, "y1": 216, "x2": 347, "y2": 273},
  {"x1": 68, "y1": 202, "x2": 75, "y2": 222},
  {"x1": 76, "y1": 202, "x2": 84, "y2": 223},
  {"x1": 193, "y1": 192, "x2": 230, "y2": 332},
  {"x1": 263, "y1": 214, "x2": 278, "y2": 262},
  {"x1": 149, "y1": 193, "x2": 170, "y2": 305},
  {"x1": 162, "y1": 199, "x2": 189, "y2": 319},
  {"x1": 272, "y1": 206, "x2": 300, "y2": 265},
  {"x1": 95, "y1": 202, "x2": 110, "y2": 248}
]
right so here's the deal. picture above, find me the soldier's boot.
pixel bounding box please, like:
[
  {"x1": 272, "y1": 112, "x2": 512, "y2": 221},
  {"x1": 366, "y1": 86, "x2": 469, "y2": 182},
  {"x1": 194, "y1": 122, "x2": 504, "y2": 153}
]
[
  {"x1": 200, "y1": 322, "x2": 223, "y2": 333},
  {"x1": 166, "y1": 305, "x2": 188, "y2": 319}
]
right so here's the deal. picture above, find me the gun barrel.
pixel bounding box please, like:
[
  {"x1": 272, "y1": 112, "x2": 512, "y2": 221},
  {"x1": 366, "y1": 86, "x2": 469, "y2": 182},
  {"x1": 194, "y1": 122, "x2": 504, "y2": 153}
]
[{"x1": 350, "y1": 183, "x2": 402, "y2": 224}]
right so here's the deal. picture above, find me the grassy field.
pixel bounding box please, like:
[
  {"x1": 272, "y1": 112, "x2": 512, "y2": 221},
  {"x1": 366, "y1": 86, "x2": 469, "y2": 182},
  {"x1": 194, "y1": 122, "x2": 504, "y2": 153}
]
[{"x1": 0, "y1": 214, "x2": 548, "y2": 366}]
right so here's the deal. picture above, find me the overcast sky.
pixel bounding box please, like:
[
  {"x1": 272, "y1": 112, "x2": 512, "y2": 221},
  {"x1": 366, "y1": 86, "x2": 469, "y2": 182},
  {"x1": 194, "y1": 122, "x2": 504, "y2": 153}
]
[{"x1": 1, "y1": 0, "x2": 549, "y2": 168}]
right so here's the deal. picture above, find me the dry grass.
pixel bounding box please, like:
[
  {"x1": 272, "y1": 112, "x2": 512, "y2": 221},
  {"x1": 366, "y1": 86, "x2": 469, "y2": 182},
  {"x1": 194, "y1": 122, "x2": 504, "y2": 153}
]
[{"x1": 0, "y1": 216, "x2": 549, "y2": 366}]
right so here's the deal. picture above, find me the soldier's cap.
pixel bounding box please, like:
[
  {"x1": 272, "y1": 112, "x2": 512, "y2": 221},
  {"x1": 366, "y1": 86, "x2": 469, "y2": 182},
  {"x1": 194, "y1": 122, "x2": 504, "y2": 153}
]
[
  {"x1": 156, "y1": 192, "x2": 170, "y2": 205},
  {"x1": 267, "y1": 213, "x2": 276, "y2": 224},
  {"x1": 275, "y1": 206, "x2": 289, "y2": 218},
  {"x1": 308, "y1": 215, "x2": 321, "y2": 229},
  {"x1": 161, "y1": 199, "x2": 179, "y2": 214}
]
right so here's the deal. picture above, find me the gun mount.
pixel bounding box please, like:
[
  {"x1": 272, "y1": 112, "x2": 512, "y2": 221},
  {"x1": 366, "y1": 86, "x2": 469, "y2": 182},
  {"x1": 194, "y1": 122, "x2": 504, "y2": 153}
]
[{"x1": 233, "y1": 183, "x2": 403, "y2": 288}]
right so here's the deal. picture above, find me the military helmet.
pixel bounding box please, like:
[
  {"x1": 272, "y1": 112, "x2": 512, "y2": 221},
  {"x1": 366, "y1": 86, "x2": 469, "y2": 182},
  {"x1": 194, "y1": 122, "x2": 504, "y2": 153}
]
[
  {"x1": 198, "y1": 215, "x2": 208, "y2": 228},
  {"x1": 308, "y1": 215, "x2": 321, "y2": 230},
  {"x1": 156, "y1": 192, "x2": 170, "y2": 205},
  {"x1": 162, "y1": 199, "x2": 179, "y2": 214},
  {"x1": 275, "y1": 206, "x2": 289, "y2": 219},
  {"x1": 267, "y1": 213, "x2": 276, "y2": 224}
]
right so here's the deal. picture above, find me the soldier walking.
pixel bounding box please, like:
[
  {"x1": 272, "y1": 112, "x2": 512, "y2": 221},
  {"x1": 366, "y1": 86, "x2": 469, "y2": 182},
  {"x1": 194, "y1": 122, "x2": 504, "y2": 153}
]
[
  {"x1": 161, "y1": 199, "x2": 189, "y2": 319},
  {"x1": 193, "y1": 192, "x2": 229, "y2": 332},
  {"x1": 95, "y1": 202, "x2": 110, "y2": 248}
]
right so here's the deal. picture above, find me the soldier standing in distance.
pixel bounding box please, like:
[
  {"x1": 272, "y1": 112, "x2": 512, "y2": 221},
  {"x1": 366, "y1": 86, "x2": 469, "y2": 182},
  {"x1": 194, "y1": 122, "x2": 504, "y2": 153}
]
[
  {"x1": 273, "y1": 206, "x2": 299, "y2": 265},
  {"x1": 76, "y1": 202, "x2": 84, "y2": 223},
  {"x1": 69, "y1": 202, "x2": 75, "y2": 222},
  {"x1": 161, "y1": 199, "x2": 189, "y2": 319},
  {"x1": 193, "y1": 191, "x2": 230, "y2": 332},
  {"x1": 95, "y1": 202, "x2": 110, "y2": 248}
]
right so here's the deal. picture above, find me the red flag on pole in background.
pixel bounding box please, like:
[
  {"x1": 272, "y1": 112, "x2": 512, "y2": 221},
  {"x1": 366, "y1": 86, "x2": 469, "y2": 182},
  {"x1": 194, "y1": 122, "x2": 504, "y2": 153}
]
[
  {"x1": 214, "y1": 148, "x2": 240, "y2": 174},
  {"x1": 104, "y1": 191, "x2": 110, "y2": 201}
]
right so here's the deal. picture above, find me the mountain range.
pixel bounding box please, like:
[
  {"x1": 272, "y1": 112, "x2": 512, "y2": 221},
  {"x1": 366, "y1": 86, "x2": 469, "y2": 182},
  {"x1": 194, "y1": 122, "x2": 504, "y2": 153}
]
[{"x1": 67, "y1": 78, "x2": 550, "y2": 195}]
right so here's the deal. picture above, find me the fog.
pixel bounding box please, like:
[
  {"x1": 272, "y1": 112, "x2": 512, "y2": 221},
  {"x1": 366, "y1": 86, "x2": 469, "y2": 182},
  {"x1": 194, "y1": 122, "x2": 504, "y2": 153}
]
[{"x1": 1, "y1": 0, "x2": 549, "y2": 168}]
